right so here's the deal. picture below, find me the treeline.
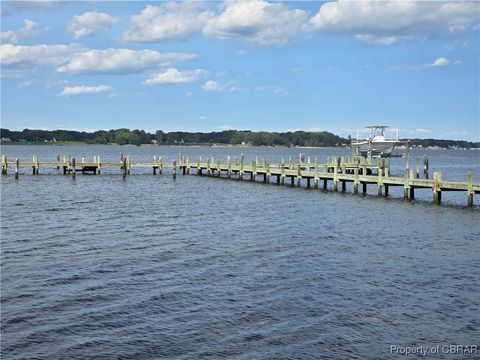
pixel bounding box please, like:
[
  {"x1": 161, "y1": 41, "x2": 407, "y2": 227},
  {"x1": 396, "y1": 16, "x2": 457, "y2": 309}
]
[
  {"x1": 0, "y1": 128, "x2": 347, "y2": 147},
  {"x1": 1, "y1": 128, "x2": 478, "y2": 148},
  {"x1": 405, "y1": 138, "x2": 479, "y2": 149}
]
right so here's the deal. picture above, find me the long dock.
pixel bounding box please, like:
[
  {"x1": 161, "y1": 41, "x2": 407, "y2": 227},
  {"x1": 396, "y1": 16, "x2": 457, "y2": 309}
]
[{"x1": 1, "y1": 154, "x2": 479, "y2": 206}]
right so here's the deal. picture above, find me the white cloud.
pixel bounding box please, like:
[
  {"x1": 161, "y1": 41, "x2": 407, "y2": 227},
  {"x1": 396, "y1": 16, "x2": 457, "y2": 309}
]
[
  {"x1": 0, "y1": 43, "x2": 86, "y2": 72},
  {"x1": 254, "y1": 85, "x2": 288, "y2": 95},
  {"x1": 202, "y1": 80, "x2": 223, "y2": 92},
  {"x1": 123, "y1": 2, "x2": 214, "y2": 43},
  {"x1": 143, "y1": 68, "x2": 207, "y2": 86},
  {"x1": 56, "y1": 48, "x2": 198, "y2": 75},
  {"x1": 309, "y1": 1, "x2": 479, "y2": 45},
  {"x1": 1, "y1": 19, "x2": 50, "y2": 44},
  {"x1": 423, "y1": 57, "x2": 449, "y2": 68},
  {"x1": 354, "y1": 34, "x2": 399, "y2": 46},
  {"x1": 58, "y1": 85, "x2": 113, "y2": 97},
  {"x1": 67, "y1": 11, "x2": 119, "y2": 39},
  {"x1": 204, "y1": 0, "x2": 307, "y2": 46},
  {"x1": 199, "y1": 115, "x2": 207, "y2": 120},
  {"x1": 17, "y1": 79, "x2": 36, "y2": 88},
  {"x1": 201, "y1": 80, "x2": 244, "y2": 92}
]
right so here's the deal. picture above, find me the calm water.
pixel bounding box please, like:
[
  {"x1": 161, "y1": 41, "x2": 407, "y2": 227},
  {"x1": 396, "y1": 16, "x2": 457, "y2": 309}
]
[{"x1": 1, "y1": 145, "x2": 479, "y2": 359}]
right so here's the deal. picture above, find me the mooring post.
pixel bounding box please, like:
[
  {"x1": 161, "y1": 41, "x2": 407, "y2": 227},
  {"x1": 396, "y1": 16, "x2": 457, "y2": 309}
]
[
  {"x1": 297, "y1": 164, "x2": 302, "y2": 187},
  {"x1": 159, "y1": 156, "x2": 163, "y2": 175},
  {"x1": 467, "y1": 171, "x2": 474, "y2": 207},
  {"x1": 403, "y1": 169, "x2": 409, "y2": 200},
  {"x1": 423, "y1": 156, "x2": 429, "y2": 179},
  {"x1": 197, "y1": 157, "x2": 201, "y2": 175},
  {"x1": 122, "y1": 156, "x2": 127, "y2": 180},
  {"x1": 240, "y1": 154, "x2": 244, "y2": 180},
  {"x1": 56, "y1": 153, "x2": 60, "y2": 170},
  {"x1": 251, "y1": 160, "x2": 256, "y2": 181},
  {"x1": 153, "y1": 156, "x2": 157, "y2": 175},
  {"x1": 377, "y1": 160, "x2": 383, "y2": 196},
  {"x1": 227, "y1": 156, "x2": 232, "y2": 178},
  {"x1": 97, "y1": 155, "x2": 101, "y2": 175},
  {"x1": 1, "y1": 155, "x2": 7, "y2": 175},
  {"x1": 72, "y1": 158, "x2": 76, "y2": 180},
  {"x1": 266, "y1": 162, "x2": 270, "y2": 183},
  {"x1": 362, "y1": 182, "x2": 367, "y2": 194},
  {"x1": 314, "y1": 158, "x2": 319, "y2": 189},
  {"x1": 173, "y1": 160, "x2": 177, "y2": 179},
  {"x1": 15, "y1": 158, "x2": 19, "y2": 180},
  {"x1": 409, "y1": 169, "x2": 415, "y2": 199},
  {"x1": 416, "y1": 158, "x2": 420, "y2": 179},
  {"x1": 353, "y1": 167, "x2": 359, "y2": 194},
  {"x1": 433, "y1": 171, "x2": 442, "y2": 204},
  {"x1": 333, "y1": 157, "x2": 338, "y2": 192}
]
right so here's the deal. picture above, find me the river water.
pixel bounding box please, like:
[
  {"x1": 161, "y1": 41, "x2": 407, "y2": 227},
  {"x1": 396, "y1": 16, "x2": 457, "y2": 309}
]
[{"x1": 1, "y1": 145, "x2": 479, "y2": 359}]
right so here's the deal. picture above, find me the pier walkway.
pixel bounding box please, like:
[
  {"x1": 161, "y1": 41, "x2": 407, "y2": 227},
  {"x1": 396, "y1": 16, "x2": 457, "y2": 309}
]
[{"x1": 2, "y1": 154, "x2": 478, "y2": 206}]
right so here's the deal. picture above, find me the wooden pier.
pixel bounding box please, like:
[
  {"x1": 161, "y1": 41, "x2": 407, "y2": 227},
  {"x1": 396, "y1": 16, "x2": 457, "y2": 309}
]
[{"x1": 1, "y1": 154, "x2": 478, "y2": 206}]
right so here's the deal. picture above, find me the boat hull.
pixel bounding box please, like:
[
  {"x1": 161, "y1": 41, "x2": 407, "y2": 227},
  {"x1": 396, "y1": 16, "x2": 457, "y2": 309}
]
[{"x1": 352, "y1": 140, "x2": 399, "y2": 157}]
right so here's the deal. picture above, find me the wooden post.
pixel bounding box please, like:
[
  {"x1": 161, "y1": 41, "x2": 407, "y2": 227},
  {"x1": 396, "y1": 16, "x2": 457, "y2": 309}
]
[
  {"x1": 281, "y1": 158, "x2": 285, "y2": 185},
  {"x1": 56, "y1": 153, "x2": 60, "y2": 170},
  {"x1": 323, "y1": 179, "x2": 328, "y2": 190},
  {"x1": 341, "y1": 180, "x2": 346, "y2": 192},
  {"x1": 333, "y1": 157, "x2": 338, "y2": 192},
  {"x1": 159, "y1": 156, "x2": 163, "y2": 175},
  {"x1": 227, "y1": 156, "x2": 232, "y2": 178},
  {"x1": 416, "y1": 158, "x2": 420, "y2": 179},
  {"x1": 216, "y1": 159, "x2": 220, "y2": 177},
  {"x1": 467, "y1": 171, "x2": 474, "y2": 207},
  {"x1": 409, "y1": 169, "x2": 415, "y2": 199},
  {"x1": 362, "y1": 182, "x2": 367, "y2": 194},
  {"x1": 353, "y1": 167, "x2": 359, "y2": 194},
  {"x1": 122, "y1": 156, "x2": 127, "y2": 180},
  {"x1": 423, "y1": 156, "x2": 429, "y2": 179},
  {"x1": 433, "y1": 171, "x2": 442, "y2": 204},
  {"x1": 127, "y1": 156, "x2": 131, "y2": 175},
  {"x1": 265, "y1": 162, "x2": 270, "y2": 184},
  {"x1": 186, "y1": 157, "x2": 190, "y2": 174},
  {"x1": 153, "y1": 156, "x2": 157, "y2": 175},
  {"x1": 173, "y1": 160, "x2": 177, "y2": 179},
  {"x1": 206, "y1": 158, "x2": 211, "y2": 176},
  {"x1": 197, "y1": 157, "x2": 201, "y2": 175},
  {"x1": 240, "y1": 154, "x2": 244, "y2": 180},
  {"x1": 403, "y1": 169, "x2": 409, "y2": 200},
  {"x1": 384, "y1": 184, "x2": 389, "y2": 197},
  {"x1": 72, "y1": 158, "x2": 76, "y2": 179},
  {"x1": 15, "y1": 158, "x2": 19, "y2": 180},
  {"x1": 385, "y1": 158, "x2": 390, "y2": 178},
  {"x1": 377, "y1": 160, "x2": 383, "y2": 196},
  {"x1": 314, "y1": 158, "x2": 319, "y2": 189},
  {"x1": 1, "y1": 155, "x2": 7, "y2": 175},
  {"x1": 97, "y1": 155, "x2": 101, "y2": 175},
  {"x1": 251, "y1": 160, "x2": 256, "y2": 181},
  {"x1": 296, "y1": 163, "x2": 302, "y2": 187}
]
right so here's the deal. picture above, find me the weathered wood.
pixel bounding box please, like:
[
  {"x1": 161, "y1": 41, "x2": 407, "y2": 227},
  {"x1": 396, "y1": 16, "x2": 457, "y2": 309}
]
[
  {"x1": 377, "y1": 160, "x2": 383, "y2": 196},
  {"x1": 173, "y1": 160, "x2": 177, "y2": 179},
  {"x1": 333, "y1": 157, "x2": 338, "y2": 192},
  {"x1": 15, "y1": 158, "x2": 19, "y2": 180},
  {"x1": 122, "y1": 156, "x2": 127, "y2": 180},
  {"x1": 424, "y1": 156, "x2": 429, "y2": 179},
  {"x1": 353, "y1": 167, "x2": 359, "y2": 194},
  {"x1": 72, "y1": 158, "x2": 76, "y2": 180},
  {"x1": 467, "y1": 171, "x2": 474, "y2": 207},
  {"x1": 433, "y1": 171, "x2": 442, "y2": 204}
]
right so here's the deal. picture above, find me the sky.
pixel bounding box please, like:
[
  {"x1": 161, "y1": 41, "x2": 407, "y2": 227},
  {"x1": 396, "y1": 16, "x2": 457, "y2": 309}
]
[{"x1": 1, "y1": 0, "x2": 479, "y2": 141}]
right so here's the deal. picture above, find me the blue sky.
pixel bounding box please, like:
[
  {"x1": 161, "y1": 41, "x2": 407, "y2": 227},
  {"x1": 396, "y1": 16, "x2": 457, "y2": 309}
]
[{"x1": 1, "y1": 0, "x2": 479, "y2": 140}]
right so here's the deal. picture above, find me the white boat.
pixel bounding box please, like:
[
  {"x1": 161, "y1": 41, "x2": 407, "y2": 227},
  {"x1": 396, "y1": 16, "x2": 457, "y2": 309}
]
[{"x1": 352, "y1": 125, "x2": 401, "y2": 158}]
